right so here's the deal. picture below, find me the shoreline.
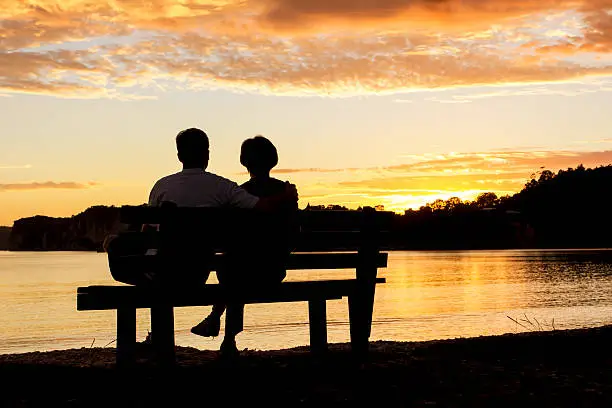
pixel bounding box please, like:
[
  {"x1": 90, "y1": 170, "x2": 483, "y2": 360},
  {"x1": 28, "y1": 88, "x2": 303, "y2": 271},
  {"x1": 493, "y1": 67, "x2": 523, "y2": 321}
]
[{"x1": 2, "y1": 326, "x2": 611, "y2": 406}]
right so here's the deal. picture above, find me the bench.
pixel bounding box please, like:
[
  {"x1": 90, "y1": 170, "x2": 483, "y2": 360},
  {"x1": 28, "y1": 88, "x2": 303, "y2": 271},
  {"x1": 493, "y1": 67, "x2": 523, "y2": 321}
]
[{"x1": 77, "y1": 207, "x2": 391, "y2": 366}]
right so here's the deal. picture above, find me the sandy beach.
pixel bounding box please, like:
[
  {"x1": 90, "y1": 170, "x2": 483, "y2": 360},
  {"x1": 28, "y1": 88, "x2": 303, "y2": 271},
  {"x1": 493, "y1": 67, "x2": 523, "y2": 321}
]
[{"x1": 1, "y1": 325, "x2": 611, "y2": 407}]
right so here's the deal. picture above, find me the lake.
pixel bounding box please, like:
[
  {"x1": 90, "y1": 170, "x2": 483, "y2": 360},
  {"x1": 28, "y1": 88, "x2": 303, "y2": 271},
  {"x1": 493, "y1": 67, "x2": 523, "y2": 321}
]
[{"x1": 1, "y1": 250, "x2": 612, "y2": 354}]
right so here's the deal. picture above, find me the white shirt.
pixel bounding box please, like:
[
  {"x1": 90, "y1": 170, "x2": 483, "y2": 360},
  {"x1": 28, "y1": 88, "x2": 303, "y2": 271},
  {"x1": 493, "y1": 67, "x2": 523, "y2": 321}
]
[{"x1": 148, "y1": 168, "x2": 259, "y2": 208}]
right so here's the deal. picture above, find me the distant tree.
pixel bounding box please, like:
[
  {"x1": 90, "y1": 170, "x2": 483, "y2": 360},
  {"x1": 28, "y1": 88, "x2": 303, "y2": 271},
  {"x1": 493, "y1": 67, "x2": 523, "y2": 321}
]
[
  {"x1": 429, "y1": 199, "x2": 446, "y2": 212},
  {"x1": 524, "y1": 178, "x2": 539, "y2": 191},
  {"x1": 444, "y1": 197, "x2": 462, "y2": 211},
  {"x1": 538, "y1": 169, "x2": 555, "y2": 183},
  {"x1": 305, "y1": 204, "x2": 326, "y2": 211},
  {"x1": 474, "y1": 192, "x2": 499, "y2": 208},
  {"x1": 326, "y1": 204, "x2": 349, "y2": 211},
  {"x1": 418, "y1": 206, "x2": 433, "y2": 215}
]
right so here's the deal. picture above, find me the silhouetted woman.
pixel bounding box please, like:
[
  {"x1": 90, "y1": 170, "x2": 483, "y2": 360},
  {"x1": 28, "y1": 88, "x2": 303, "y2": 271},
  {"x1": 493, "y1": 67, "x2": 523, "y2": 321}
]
[{"x1": 191, "y1": 136, "x2": 298, "y2": 357}]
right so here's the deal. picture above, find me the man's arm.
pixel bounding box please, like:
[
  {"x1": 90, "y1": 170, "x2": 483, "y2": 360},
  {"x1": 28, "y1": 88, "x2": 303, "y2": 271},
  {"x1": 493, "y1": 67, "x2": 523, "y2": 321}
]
[
  {"x1": 226, "y1": 179, "x2": 298, "y2": 211},
  {"x1": 141, "y1": 181, "x2": 164, "y2": 231},
  {"x1": 254, "y1": 182, "x2": 298, "y2": 212}
]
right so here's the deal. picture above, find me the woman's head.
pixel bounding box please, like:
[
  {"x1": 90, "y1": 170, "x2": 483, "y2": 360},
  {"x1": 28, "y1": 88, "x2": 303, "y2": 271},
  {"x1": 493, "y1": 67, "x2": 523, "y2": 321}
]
[{"x1": 240, "y1": 136, "x2": 278, "y2": 177}]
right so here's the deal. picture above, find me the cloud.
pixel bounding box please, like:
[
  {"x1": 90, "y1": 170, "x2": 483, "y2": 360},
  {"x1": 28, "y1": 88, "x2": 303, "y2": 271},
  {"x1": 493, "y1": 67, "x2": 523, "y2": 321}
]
[
  {"x1": 273, "y1": 167, "x2": 360, "y2": 174},
  {"x1": 420, "y1": 81, "x2": 612, "y2": 103},
  {"x1": 92, "y1": 32, "x2": 612, "y2": 96},
  {"x1": 382, "y1": 150, "x2": 612, "y2": 174},
  {"x1": 0, "y1": 164, "x2": 32, "y2": 169},
  {"x1": 571, "y1": 138, "x2": 612, "y2": 145},
  {"x1": 0, "y1": 12, "x2": 131, "y2": 51},
  {"x1": 259, "y1": 0, "x2": 568, "y2": 31},
  {"x1": 338, "y1": 172, "x2": 534, "y2": 193},
  {"x1": 2, "y1": 1, "x2": 612, "y2": 97},
  {"x1": 0, "y1": 181, "x2": 99, "y2": 192},
  {"x1": 426, "y1": 96, "x2": 472, "y2": 104},
  {"x1": 269, "y1": 150, "x2": 612, "y2": 176},
  {"x1": 0, "y1": 49, "x2": 118, "y2": 97}
]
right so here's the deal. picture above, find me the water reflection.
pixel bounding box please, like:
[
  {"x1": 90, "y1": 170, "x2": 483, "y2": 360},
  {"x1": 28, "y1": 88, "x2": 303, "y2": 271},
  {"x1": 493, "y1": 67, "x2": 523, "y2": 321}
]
[{"x1": 1, "y1": 250, "x2": 612, "y2": 354}]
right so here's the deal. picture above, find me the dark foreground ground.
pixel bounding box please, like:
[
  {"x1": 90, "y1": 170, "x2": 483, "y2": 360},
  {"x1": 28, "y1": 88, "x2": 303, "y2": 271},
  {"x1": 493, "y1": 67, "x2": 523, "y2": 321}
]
[{"x1": 1, "y1": 326, "x2": 611, "y2": 407}]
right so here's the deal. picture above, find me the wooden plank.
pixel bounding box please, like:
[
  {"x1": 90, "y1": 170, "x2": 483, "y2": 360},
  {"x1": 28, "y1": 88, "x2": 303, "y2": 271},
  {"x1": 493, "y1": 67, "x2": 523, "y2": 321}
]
[
  {"x1": 308, "y1": 299, "x2": 327, "y2": 354},
  {"x1": 116, "y1": 307, "x2": 136, "y2": 368},
  {"x1": 77, "y1": 278, "x2": 385, "y2": 311},
  {"x1": 79, "y1": 277, "x2": 386, "y2": 297},
  {"x1": 79, "y1": 279, "x2": 385, "y2": 297},
  {"x1": 108, "y1": 252, "x2": 387, "y2": 277},
  {"x1": 293, "y1": 231, "x2": 393, "y2": 251},
  {"x1": 110, "y1": 230, "x2": 394, "y2": 253},
  {"x1": 285, "y1": 252, "x2": 388, "y2": 270},
  {"x1": 119, "y1": 206, "x2": 395, "y2": 232}
]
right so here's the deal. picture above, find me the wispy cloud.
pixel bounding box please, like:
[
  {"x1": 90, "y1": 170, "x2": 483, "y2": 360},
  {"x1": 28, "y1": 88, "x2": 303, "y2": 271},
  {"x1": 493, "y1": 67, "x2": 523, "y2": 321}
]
[
  {"x1": 0, "y1": 164, "x2": 32, "y2": 170},
  {"x1": 426, "y1": 97, "x2": 472, "y2": 104},
  {"x1": 274, "y1": 167, "x2": 360, "y2": 174},
  {"x1": 424, "y1": 81, "x2": 612, "y2": 103},
  {"x1": 0, "y1": 181, "x2": 99, "y2": 192},
  {"x1": 271, "y1": 150, "x2": 612, "y2": 176},
  {"x1": 570, "y1": 138, "x2": 612, "y2": 145}
]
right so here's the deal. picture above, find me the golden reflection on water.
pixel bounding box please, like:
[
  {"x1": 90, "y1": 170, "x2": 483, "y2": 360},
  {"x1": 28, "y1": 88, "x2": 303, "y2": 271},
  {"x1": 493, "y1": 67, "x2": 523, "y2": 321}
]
[
  {"x1": 379, "y1": 252, "x2": 528, "y2": 317},
  {"x1": 1, "y1": 250, "x2": 612, "y2": 354}
]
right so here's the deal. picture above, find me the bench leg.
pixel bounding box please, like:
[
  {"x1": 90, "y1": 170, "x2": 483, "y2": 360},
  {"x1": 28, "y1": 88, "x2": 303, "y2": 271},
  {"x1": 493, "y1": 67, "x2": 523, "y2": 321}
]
[
  {"x1": 308, "y1": 299, "x2": 328, "y2": 354},
  {"x1": 116, "y1": 307, "x2": 136, "y2": 368},
  {"x1": 361, "y1": 282, "x2": 376, "y2": 340},
  {"x1": 151, "y1": 305, "x2": 175, "y2": 366},
  {"x1": 348, "y1": 293, "x2": 369, "y2": 358}
]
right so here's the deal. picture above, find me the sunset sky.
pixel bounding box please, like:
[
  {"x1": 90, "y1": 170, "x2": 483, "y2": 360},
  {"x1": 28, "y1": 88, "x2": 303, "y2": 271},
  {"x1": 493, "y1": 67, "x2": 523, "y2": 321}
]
[{"x1": 2, "y1": 1, "x2": 612, "y2": 225}]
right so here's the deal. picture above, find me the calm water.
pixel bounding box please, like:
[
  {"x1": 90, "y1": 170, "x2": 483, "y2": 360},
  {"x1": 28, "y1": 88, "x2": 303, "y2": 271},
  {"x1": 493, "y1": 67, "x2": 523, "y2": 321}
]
[{"x1": 1, "y1": 250, "x2": 612, "y2": 354}]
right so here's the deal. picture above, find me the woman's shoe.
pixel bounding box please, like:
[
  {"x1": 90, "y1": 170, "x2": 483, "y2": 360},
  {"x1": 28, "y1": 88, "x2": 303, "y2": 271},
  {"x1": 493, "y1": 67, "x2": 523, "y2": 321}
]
[{"x1": 190, "y1": 316, "x2": 221, "y2": 337}]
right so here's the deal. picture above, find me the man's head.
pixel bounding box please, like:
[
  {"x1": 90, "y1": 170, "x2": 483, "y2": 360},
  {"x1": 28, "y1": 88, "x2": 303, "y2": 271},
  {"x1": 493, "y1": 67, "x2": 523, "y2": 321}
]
[
  {"x1": 240, "y1": 136, "x2": 278, "y2": 177},
  {"x1": 176, "y1": 128, "x2": 209, "y2": 169}
]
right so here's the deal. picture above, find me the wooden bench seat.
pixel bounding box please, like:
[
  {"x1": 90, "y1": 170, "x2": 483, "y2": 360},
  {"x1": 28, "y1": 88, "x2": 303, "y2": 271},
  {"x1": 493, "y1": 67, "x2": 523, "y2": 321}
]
[
  {"x1": 77, "y1": 207, "x2": 392, "y2": 367},
  {"x1": 78, "y1": 278, "x2": 386, "y2": 310}
]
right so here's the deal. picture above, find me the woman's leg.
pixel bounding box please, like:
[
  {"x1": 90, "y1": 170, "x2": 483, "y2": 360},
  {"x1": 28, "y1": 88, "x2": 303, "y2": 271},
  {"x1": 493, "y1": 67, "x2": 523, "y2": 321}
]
[
  {"x1": 191, "y1": 267, "x2": 230, "y2": 337},
  {"x1": 221, "y1": 265, "x2": 287, "y2": 354}
]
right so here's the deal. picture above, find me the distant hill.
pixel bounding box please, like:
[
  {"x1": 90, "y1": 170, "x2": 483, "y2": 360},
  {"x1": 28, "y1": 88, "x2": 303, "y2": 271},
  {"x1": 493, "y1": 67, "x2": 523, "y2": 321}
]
[
  {"x1": 0, "y1": 226, "x2": 10, "y2": 250},
  {"x1": 501, "y1": 165, "x2": 612, "y2": 248},
  {"x1": 8, "y1": 206, "x2": 121, "y2": 251}
]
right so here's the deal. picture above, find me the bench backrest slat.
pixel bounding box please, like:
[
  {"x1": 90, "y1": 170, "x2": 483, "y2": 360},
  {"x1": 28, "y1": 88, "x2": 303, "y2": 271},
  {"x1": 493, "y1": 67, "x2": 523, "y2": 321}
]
[
  {"x1": 108, "y1": 252, "x2": 388, "y2": 275},
  {"x1": 120, "y1": 207, "x2": 393, "y2": 231},
  {"x1": 119, "y1": 206, "x2": 393, "y2": 251}
]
